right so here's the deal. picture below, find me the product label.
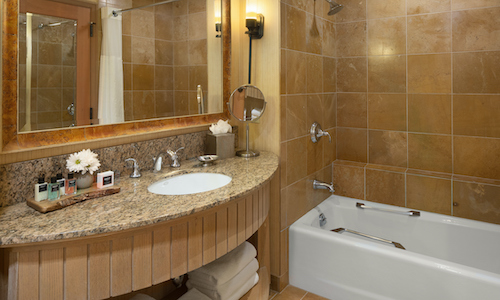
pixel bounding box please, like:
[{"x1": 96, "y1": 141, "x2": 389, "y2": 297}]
[
  {"x1": 103, "y1": 175, "x2": 113, "y2": 186},
  {"x1": 38, "y1": 184, "x2": 48, "y2": 193},
  {"x1": 51, "y1": 184, "x2": 59, "y2": 192},
  {"x1": 58, "y1": 180, "x2": 65, "y2": 187},
  {"x1": 68, "y1": 180, "x2": 76, "y2": 188}
]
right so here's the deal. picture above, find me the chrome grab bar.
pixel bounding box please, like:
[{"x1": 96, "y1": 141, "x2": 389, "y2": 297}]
[
  {"x1": 356, "y1": 202, "x2": 420, "y2": 217},
  {"x1": 331, "y1": 228, "x2": 405, "y2": 250}
]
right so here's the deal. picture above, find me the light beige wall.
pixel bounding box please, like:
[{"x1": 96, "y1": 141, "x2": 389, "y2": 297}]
[{"x1": 231, "y1": 0, "x2": 280, "y2": 156}]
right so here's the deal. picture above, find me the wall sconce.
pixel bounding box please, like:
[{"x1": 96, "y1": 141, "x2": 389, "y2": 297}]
[
  {"x1": 215, "y1": 0, "x2": 222, "y2": 38},
  {"x1": 245, "y1": 1, "x2": 264, "y2": 39}
]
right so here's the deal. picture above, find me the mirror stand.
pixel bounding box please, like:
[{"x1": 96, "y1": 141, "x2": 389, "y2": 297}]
[{"x1": 237, "y1": 123, "x2": 259, "y2": 157}]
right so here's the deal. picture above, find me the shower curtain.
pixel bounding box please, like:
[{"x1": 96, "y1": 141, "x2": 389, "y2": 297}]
[{"x1": 98, "y1": 7, "x2": 124, "y2": 124}]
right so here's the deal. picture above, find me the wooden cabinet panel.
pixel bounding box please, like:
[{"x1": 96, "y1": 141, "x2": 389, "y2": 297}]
[
  {"x1": 133, "y1": 233, "x2": 153, "y2": 291},
  {"x1": 40, "y1": 248, "x2": 64, "y2": 300},
  {"x1": 65, "y1": 246, "x2": 87, "y2": 300},
  {"x1": 171, "y1": 223, "x2": 188, "y2": 278},
  {"x1": 152, "y1": 227, "x2": 171, "y2": 285},
  {"x1": 202, "y1": 214, "x2": 216, "y2": 264},
  {"x1": 216, "y1": 208, "x2": 228, "y2": 259},
  {"x1": 227, "y1": 203, "x2": 238, "y2": 252},
  {"x1": 188, "y1": 217, "x2": 203, "y2": 272},
  {"x1": 88, "y1": 241, "x2": 110, "y2": 300},
  {"x1": 111, "y1": 237, "x2": 132, "y2": 296},
  {"x1": 18, "y1": 251, "x2": 38, "y2": 300}
]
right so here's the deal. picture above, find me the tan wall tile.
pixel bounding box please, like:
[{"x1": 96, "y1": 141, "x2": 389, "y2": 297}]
[
  {"x1": 173, "y1": 41, "x2": 188, "y2": 65},
  {"x1": 335, "y1": 0, "x2": 366, "y2": 23},
  {"x1": 188, "y1": 12, "x2": 207, "y2": 39},
  {"x1": 280, "y1": 96, "x2": 287, "y2": 142},
  {"x1": 154, "y1": 65, "x2": 173, "y2": 90},
  {"x1": 122, "y1": 35, "x2": 132, "y2": 63},
  {"x1": 453, "y1": 51, "x2": 500, "y2": 94},
  {"x1": 337, "y1": 93, "x2": 367, "y2": 128},
  {"x1": 131, "y1": 10, "x2": 155, "y2": 38},
  {"x1": 337, "y1": 128, "x2": 367, "y2": 162},
  {"x1": 368, "y1": 93, "x2": 406, "y2": 131},
  {"x1": 188, "y1": 65, "x2": 208, "y2": 90},
  {"x1": 337, "y1": 22, "x2": 367, "y2": 57},
  {"x1": 307, "y1": 54, "x2": 323, "y2": 93},
  {"x1": 286, "y1": 137, "x2": 308, "y2": 185},
  {"x1": 307, "y1": 94, "x2": 324, "y2": 128},
  {"x1": 367, "y1": 0, "x2": 406, "y2": 19},
  {"x1": 187, "y1": 39, "x2": 206, "y2": 65},
  {"x1": 408, "y1": 133, "x2": 452, "y2": 173},
  {"x1": 366, "y1": 169, "x2": 405, "y2": 206},
  {"x1": 322, "y1": 20, "x2": 336, "y2": 57},
  {"x1": 337, "y1": 57, "x2": 367, "y2": 92},
  {"x1": 306, "y1": 13, "x2": 323, "y2": 55},
  {"x1": 286, "y1": 50, "x2": 307, "y2": 94},
  {"x1": 286, "y1": 95, "x2": 307, "y2": 140},
  {"x1": 454, "y1": 95, "x2": 500, "y2": 138},
  {"x1": 132, "y1": 64, "x2": 155, "y2": 90},
  {"x1": 174, "y1": 91, "x2": 189, "y2": 115},
  {"x1": 280, "y1": 50, "x2": 287, "y2": 94},
  {"x1": 307, "y1": 134, "x2": 324, "y2": 175},
  {"x1": 38, "y1": 42, "x2": 62, "y2": 65},
  {"x1": 408, "y1": 13, "x2": 451, "y2": 54},
  {"x1": 155, "y1": 10, "x2": 173, "y2": 40},
  {"x1": 369, "y1": 130, "x2": 407, "y2": 167},
  {"x1": 407, "y1": 0, "x2": 450, "y2": 15},
  {"x1": 367, "y1": 17, "x2": 406, "y2": 56},
  {"x1": 407, "y1": 175, "x2": 451, "y2": 215},
  {"x1": 453, "y1": 181, "x2": 500, "y2": 224},
  {"x1": 408, "y1": 54, "x2": 451, "y2": 93},
  {"x1": 155, "y1": 91, "x2": 174, "y2": 118},
  {"x1": 452, "y1": 0, "x2": 500, "y2": 10},
  {"x1": 323, "y1": 57, "x2": 337, "y2": 93},
  {"x1": 408, "y1": 94, "x2": 451, "y2": 134},
  {"x1": 280, "y1": 142, "x2": 287, "y2": 189},
  {"x1": 324, "y1": 128, "x2": 337, "y2": 165},
  {"x1": 132, "y1": 91, "x2": 155, "y2": 119},
  {"x1": 368, "y1": 55, "x2": 406, "y2": 93},
  {"x1": 173, "y1": 66, "x2": 188, "y2": 90},
  {"x1": 333, "y1": 163, "x2": 365, "y2": 199},
  {"x1": 132, "y1": 37, "x2": 155, "y2": 64},
  {"x1": 285, "y1": 5, "x2": 307, "y2": 52},
  {"x1": 452, "y1": 7, "x2": 500, "y2": 52},
  {"x1": 285, "y1": 178, "x2": 308, "y2": 226},
  {"x1": 123, "y1": 63, "x2": 132, "y2": 90},
  {"x1": 306, "y1": 167, "x2": 333, "y2": 207},
  {"x1": 172, "y1": 15, "x2": 188, "y2": 40},
  {"x1": 454, "y1": 136, "x2": 500, "y2": 180},
  {"x1": 323, "y1": 94, "x2": 337, "y2": 129},
  {"x1": 280, "y1": 228, "x2": 289, "y2": 275}
]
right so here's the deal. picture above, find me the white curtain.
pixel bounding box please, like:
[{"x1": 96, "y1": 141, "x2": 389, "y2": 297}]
[{"x1": 98, "y1": 7, "x2": 124, "y2": 124}]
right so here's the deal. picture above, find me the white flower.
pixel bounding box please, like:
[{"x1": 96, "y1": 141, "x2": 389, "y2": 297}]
[{"x1": 66, "y1": 149, "x2": 100, "y2": 175}]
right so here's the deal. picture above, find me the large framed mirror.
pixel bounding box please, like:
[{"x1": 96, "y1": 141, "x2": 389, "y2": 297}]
[{"x1": 2, "y1": 0, "x2": 230, "y2": 155}]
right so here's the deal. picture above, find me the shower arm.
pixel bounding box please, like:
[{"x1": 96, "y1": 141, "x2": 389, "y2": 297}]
[{"x1": 112, "y1": 0, "x2": 180, "y2": 17}]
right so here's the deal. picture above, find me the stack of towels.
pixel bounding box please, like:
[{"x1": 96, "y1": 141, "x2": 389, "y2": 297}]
[{"x1": 181, "y1": 242, "x2": 259, "y2": 300}]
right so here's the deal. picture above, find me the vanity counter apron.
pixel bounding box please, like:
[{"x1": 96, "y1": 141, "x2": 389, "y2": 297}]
[{"x1": 0, "y1": 152, "x2": 278, "y2": 246}]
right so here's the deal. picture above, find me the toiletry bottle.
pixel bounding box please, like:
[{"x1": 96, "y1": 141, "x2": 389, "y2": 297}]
[
  {"x1": 97, "y1": 171, "x2": 114, "y2": 189},
  {"x1": 34, "y1": 176, "x2": 48, "y2": 202},
  {"x1": 56, "y1": 173, "x2": 66, "y2": 196},
  {"x1": 66, "y1": 173, "x2": 77, "y2": 195},
  {"x1": 48, "y1": 177, "x2": 60, "y2": 201}
]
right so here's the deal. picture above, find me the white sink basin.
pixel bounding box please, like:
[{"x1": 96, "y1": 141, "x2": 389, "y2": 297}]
[{"x1": 148, "y1": 173, "x2": 232, "y2": 195}]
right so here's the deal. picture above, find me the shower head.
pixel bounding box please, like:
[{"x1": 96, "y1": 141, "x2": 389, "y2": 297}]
[{"x1": 326, "y1": 0, "x2": 343, "y2": 15}]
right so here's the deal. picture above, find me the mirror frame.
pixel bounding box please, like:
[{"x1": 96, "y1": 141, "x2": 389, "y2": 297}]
[{"x1": 1, "y1": 0, "x2": 231, "y2": 159}]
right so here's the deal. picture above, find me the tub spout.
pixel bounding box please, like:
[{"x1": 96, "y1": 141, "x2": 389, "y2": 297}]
[{"x1": 313, "y1": 180, "x2": 335, "y2": 193}]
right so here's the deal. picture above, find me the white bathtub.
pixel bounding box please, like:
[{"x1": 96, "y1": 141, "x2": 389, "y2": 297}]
[{"x1": 289, "y1": 195, "x2": 500, "y2": 300}]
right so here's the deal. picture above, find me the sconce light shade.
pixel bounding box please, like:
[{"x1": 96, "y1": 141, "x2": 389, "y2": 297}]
[{"x1": 245, "y1": 13, "x2": 264, "y2": 39}]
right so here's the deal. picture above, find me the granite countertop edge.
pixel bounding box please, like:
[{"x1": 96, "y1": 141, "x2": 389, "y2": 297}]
[{"x1": 0, "y1": 152, "x2": 278, "y2": 247}]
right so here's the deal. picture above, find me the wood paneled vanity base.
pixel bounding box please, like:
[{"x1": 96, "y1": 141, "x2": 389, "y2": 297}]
[
  {"x1": 2, "y1": 181, "x2": 271, "y2": 300},
  {"x1": 26, "y1": 185, "x2": 120, "y2": 213}
]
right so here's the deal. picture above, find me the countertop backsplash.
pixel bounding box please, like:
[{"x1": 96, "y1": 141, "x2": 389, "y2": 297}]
[{"x1": 0, "y1": 131, "x2": 207, "y2": 207}]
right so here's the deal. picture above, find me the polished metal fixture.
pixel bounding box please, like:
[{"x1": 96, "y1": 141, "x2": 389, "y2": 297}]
[
  {"x1": 325, "y1": 0, "x2": 343, "y2": 15},
  {"x1": 125, "y1": 158, "x2": 142, "y2": 178},
  {"x1": 310, "y1": 122, "x2": 331, "y2": 143},
  {"x1": 313, "y1": 180, "x2": 335, "y2": 193},
  {"x1": 112, "y1": 0, "x2": 179, "y2": 17},
  {"x1": 356, "y1": 202, "x2": 421, "y2": 217},
  {"x1": 332, "y1": 228, "x2": 406, "y2": 250},
  {"x1": 167, "y1": 147, "x2": 184, "y2": 168}
]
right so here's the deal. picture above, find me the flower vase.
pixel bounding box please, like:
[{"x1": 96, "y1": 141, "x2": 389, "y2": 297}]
[{"x1": 76, "y1": 173, "x2": 93, "y2": 189}]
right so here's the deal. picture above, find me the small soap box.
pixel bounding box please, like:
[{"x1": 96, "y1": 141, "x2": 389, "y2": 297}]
[{"x1": 97, "y1": 171, "x2": 114, "y2": 189}]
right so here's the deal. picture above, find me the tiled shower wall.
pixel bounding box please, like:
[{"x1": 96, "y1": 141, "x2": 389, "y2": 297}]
[
  {"x1": 277, "y1": 0, "x2": 337, "y2": 289},
  {"x1": 333, "y1": 0, "x2": 500, "y2": 225},
  {"x1": 100, "y1": 0, "x2": 208, "y2": 121}
]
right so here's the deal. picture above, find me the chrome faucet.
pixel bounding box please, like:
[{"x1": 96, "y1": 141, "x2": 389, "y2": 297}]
[
  {"x1": 167, "y1": 147, "x2": 184, "y2": 168},
  {"x1": 125, "y1": 158, "x2": 141, "y2": 178},
  {"x1": 153, "y1": 152, "x2": 167, "y2": 173},
  {"x1": 313, "y1": 180, "x2": 335, "y2": 193}
]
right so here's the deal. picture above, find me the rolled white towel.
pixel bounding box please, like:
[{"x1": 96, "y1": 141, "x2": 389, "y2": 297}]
[
  {"x1": 188, "y1": 258, "x2": 259, "y2": 292},
  {"x1": 129, "y1": 293, "x2": 156, "y2": 300},
  {"x1": 187, "y1": 270, "x2": 259, "y2": 300},
  {"x1": 188, "y1": 241, "x2": 256, "y2": 286},
  {"x1": 177, "y1": 288, "x2": 212, "y2": 300}
]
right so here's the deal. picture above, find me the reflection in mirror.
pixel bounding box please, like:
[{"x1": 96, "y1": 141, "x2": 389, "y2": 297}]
[
  {"x1": 228, "y1": 84, "x2": 266, "y2": 158},
  {"x1": 17, "y1": 0, "x2": 223, "y2": 133}
]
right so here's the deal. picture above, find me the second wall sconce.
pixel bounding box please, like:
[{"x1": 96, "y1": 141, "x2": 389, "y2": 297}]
[{"x1": 245, "y1": 0, "x2": 264, "y2": 39}]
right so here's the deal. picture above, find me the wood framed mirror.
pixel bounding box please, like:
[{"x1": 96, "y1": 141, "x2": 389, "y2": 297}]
[{"x1": 1, "y1": 0, "x2": 231, "y2": 161}]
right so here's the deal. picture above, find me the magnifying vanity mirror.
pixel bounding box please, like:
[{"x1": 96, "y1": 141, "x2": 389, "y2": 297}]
[{"x1": 228, "y1": 84, "x2": 266, "y2": 158}]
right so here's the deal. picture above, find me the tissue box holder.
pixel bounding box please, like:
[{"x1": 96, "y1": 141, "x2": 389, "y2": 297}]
[{"x1": 206, "y1": 133, "x2": 235, "y2": 159}]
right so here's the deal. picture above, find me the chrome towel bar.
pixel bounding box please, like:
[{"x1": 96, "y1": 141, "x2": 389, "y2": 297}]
[
  {"x1": 331, "y1": 228, "x2": 406, "y2": 250},
  {"x1": 356, "y1": 202, "x2": 420, "y2": 217}
]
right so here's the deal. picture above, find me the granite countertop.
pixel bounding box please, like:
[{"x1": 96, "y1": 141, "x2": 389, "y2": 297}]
[{"x1": 0, "y1": 152, "x2": 278, "y2": 247}]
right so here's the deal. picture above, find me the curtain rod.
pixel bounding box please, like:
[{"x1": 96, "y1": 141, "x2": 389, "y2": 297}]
[{"x1": 112, "y1": 0, "x2": 180, "y2": 17}]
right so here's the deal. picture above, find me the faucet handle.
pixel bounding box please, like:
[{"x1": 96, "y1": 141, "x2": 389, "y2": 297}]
[
  {"x1": 310, "y1": 122, "x2": 332, "y2": 143},
  {"x1": 167, "y1": 147, "x2": 184, "y2": 168},
  {"x1": 125, "y1": 158, "x2": 142, "y2": 178}
]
